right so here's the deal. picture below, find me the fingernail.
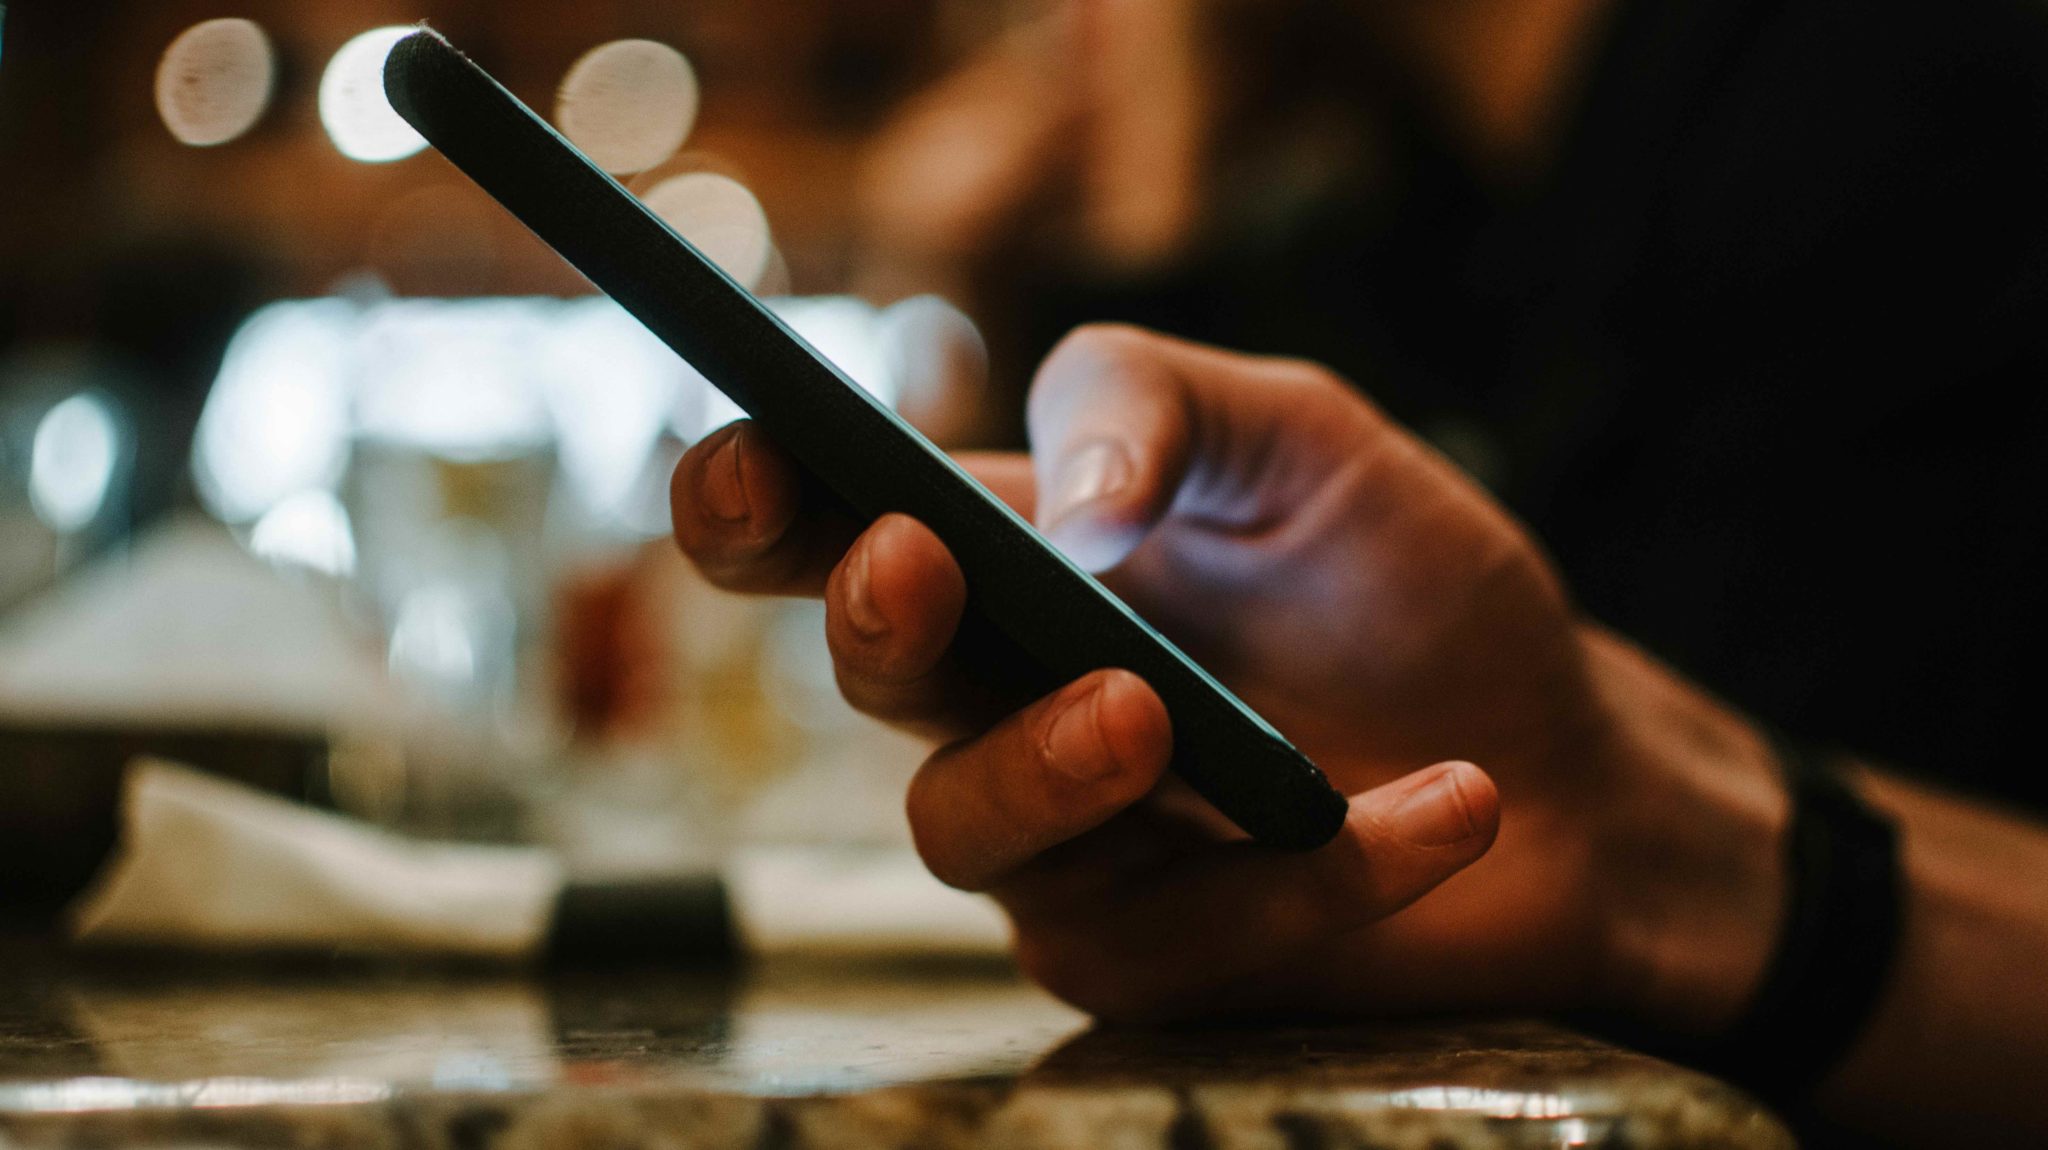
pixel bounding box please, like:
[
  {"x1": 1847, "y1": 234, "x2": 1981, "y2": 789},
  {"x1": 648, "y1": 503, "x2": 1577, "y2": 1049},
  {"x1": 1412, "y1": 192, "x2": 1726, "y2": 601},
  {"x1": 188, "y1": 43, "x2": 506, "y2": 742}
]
[
  {"x1": 843, "y1": 534, "x2": 889, "y2": 640},
  {"x1": 1045, "y1": 440, "x2": 1132, "y2": 528},
  {"x1": 702, "y1": 429, "x2": 750, "y2": 523},
  {"x1": 1393, "y1": 764, "x2": 1480, "y2": 847},
  {"x1": 1042, "y1": 680, "x2": 1117, "y2": 782}
]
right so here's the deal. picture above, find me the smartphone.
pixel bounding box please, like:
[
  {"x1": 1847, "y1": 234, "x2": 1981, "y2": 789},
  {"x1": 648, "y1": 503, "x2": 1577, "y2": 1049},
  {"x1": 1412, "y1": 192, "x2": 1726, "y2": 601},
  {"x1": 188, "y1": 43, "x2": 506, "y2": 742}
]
[{"x1": 382, "y1": 29, "x2": 1348, "y2": 849}]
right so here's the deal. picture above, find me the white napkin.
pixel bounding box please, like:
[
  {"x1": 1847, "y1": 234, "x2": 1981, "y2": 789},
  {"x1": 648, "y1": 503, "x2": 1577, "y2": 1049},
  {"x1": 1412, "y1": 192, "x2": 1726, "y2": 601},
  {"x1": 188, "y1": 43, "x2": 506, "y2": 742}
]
[
  {"x1": 68, "y1": 759, "x2": 1010, "y2": 962},
  {"x1": 71, "y1": 759, "x2": 562, "y2": 959}
]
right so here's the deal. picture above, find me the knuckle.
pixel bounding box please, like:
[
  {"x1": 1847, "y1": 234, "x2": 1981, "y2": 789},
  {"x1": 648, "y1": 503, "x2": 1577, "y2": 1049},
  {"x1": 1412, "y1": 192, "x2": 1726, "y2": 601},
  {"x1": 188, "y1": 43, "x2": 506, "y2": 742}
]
[
  {"x1": 674, "y1": 501, "x2": 770, "y2": 571},
  {"x1": 698, "y1": 546, "x2": 787, "y2": 593},
  {"x1": 1462, "y1": 517, "x2": 1563, "y2": 613},
  {"x1": 1050, "y1": 323, "x2": 1154, "y2": 371},
  {"x1": 1268, "y1": 356, "x2": 1367, "y2": 417},
  {"x1": 670, "y1": 520, "x2": 758, "y2": 587},
  {"x1": 826, "y1": 627, "x2": 945, "y2": 710},
  {"x1": 1241, "y1": 350, "x2": 1377, "y2": 423},
  {"x1": 1288, "y1": 359, "x2": 1356, "y2": 403},
  {"x1": 1032, "y1": 324, "x2": 1159, "y2": 412},
  {"x1": 832, "y1": 661, "x2": 917, "y2": 723},
  {"x1": 840, "y1": 641, "x2": 920, "y2": 687}
]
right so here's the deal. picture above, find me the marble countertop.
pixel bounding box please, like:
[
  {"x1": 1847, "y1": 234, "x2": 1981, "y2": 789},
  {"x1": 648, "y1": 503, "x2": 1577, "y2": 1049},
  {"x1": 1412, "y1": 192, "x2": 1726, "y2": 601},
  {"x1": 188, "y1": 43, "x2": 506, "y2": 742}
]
[{"x1": 0, "y1": 945, "x2": 1792, "y2": 1150}]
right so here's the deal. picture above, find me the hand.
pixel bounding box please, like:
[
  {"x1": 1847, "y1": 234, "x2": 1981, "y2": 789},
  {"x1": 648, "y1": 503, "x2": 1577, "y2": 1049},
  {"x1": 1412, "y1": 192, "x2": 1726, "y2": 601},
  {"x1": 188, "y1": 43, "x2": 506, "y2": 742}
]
[{"x1": 670, "y1": 324, "x2": 1783, "y2": 1026}]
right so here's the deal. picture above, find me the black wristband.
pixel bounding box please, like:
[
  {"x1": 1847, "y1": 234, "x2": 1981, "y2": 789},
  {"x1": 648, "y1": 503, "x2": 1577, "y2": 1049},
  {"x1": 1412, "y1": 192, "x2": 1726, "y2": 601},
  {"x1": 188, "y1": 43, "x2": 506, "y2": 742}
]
[{"x1": 1702, "y1": 732, "x2": 1905, "y2": 1097}]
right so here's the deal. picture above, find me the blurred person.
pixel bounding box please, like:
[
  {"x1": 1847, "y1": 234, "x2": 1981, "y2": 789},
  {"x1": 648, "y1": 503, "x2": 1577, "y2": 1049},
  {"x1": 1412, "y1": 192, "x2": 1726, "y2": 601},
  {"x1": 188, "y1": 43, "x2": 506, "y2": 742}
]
[{"x1": 665, "y1": 0, "x2": 2048, "y2": 1141}]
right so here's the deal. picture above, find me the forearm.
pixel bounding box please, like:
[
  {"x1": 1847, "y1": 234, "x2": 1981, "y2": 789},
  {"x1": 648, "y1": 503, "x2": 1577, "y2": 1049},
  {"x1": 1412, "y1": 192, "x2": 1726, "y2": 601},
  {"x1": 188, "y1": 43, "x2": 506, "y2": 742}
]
[
  {"x1": 1589, "y1": 626, "x2": 2048, "y2": 1141},
  {"x1": 1584, "y1": 628, "x2": 1788, "y2": 1034},
  {"x1": 1818, "y1": 768, "x2": 2048, "y2": 1143}
]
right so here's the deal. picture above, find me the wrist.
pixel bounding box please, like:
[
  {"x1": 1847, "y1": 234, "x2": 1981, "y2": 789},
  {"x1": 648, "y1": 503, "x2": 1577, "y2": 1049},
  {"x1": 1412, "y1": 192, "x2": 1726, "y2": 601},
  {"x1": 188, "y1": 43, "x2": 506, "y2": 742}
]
[{"x1": 1576, "y1": 627, "x2": 1789, "y2": 1035}]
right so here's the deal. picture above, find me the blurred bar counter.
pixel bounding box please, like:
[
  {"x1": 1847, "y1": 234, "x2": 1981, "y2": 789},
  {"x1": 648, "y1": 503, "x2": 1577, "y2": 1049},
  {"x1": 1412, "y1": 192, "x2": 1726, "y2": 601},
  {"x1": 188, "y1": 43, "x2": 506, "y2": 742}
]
[{"x1": 0, "y1": 947, "x2": 1792, "y2": 1149}]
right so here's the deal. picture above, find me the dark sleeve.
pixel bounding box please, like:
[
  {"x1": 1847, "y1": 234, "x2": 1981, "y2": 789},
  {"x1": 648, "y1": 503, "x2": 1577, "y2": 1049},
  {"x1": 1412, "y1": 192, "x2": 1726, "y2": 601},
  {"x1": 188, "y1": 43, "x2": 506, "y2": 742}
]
[{"x1": 1529, "y1": 0, "x2": 2048, "y2": 811}]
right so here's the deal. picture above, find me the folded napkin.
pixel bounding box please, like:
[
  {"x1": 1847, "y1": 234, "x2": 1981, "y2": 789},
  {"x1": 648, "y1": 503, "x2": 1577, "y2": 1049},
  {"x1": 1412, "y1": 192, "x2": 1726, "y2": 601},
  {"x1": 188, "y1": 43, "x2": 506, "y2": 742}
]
[
  {"x1": 72, "y1": 760, "x2": 563, "y2": 959},
  {"x1": 70, "y1": 759, "x2": 1008, "y2": 963}
]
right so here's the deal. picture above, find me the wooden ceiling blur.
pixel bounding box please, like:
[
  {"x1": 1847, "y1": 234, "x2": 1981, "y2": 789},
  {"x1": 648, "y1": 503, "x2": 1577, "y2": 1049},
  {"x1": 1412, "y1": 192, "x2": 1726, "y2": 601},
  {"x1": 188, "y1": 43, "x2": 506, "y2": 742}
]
[{"x1": 0, "y1": 0, "x2": 984, "y2": 318}]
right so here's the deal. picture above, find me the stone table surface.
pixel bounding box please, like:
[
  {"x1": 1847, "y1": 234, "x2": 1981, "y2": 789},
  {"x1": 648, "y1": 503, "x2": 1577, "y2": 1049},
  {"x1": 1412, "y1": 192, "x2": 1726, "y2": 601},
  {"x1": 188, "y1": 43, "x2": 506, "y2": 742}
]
[{"x1": 0, "y1": 947, "x2": 1792, "y2": 1150}]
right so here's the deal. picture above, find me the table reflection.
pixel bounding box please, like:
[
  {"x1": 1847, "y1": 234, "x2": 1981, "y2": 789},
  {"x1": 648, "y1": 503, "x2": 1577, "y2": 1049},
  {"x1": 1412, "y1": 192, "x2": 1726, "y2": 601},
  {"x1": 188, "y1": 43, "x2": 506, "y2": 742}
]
[{"x1": 0, "y1": 951, "x2": 1790, "y2": 1149}]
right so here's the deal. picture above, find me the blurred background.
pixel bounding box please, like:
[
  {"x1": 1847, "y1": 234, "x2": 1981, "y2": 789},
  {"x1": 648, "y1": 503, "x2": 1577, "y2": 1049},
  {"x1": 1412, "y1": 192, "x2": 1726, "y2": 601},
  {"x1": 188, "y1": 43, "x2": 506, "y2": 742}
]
[
  {"x1": 0, "y1": 0, "x2": 1409, "y2": 912},
  {"x1": 0, "y1": 0, "x2": 1000, "y2": 894}
]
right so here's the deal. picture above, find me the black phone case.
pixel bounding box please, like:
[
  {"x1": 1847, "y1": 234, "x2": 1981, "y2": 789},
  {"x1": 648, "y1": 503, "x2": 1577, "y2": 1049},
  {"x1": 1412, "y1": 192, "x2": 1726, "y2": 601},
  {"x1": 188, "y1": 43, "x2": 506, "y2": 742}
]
[{"x1": 383, "y1": 29, "x2": 1348, "y2": 850}]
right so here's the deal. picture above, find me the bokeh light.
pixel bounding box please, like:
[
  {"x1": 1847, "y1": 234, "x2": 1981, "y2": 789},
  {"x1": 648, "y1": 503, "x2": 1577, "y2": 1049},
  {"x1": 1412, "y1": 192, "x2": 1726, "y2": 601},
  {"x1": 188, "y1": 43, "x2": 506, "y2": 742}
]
[
  {"x1": 192, "y1": 300, "x2": 354, "y2": 524},
  {"x1": 319, "y1": 26, "x2": 427, "y2": 163},
  {"x1": 352, "y1": 299, "x2": 552, "y2": 460},
  {"x1": 29, "y1": 393, "x2": 120, "y2": 534},
  {"x1": 533, "y1": 298, "x2": 685, "y2": 519},
  {"x1": 641, "y1": 172, "x2": 772, "y2": 288},
  {"x1": 385, "y1": 577, "x2": 515, "y2": 702},
  {"x1": 155, "y1": 18, "x2": 274, "y2": 147},
  {"x1": 555, "y1": 39, "x2": 698, "y2": 175},
  {"x1": 770, "y1": 296, "x2": 897, "y2": 408},
  {"x1": 877, "y1": 295, "x2": 988, "y2": 444},
  {"x1": 192, "y1": 293, "x2": 926, "y2": 546},
  {"x1": 249, "y1": 490, "x2": 358, "y2": 578},
  {"x1": 388, "y1": 584, "x2": 479, "y2": 690}
]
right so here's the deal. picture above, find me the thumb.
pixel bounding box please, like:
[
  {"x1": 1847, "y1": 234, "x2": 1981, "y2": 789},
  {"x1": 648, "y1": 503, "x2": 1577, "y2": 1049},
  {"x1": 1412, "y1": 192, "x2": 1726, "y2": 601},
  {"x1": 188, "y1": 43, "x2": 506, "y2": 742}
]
[
  {"x1": 1025, "y1": 324, "x2": 1367, "y2": 572},
  {"x1": 1016, "y1": 759, "x2": 1502, "y2": 1023}
]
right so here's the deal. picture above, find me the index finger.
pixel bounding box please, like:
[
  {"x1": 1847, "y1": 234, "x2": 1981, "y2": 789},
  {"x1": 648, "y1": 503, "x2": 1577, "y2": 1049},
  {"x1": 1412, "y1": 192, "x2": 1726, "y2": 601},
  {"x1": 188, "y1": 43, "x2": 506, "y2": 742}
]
[
  {"x1": 670, "y1": 421, "x2": 857, "y2": 596},
  {"x1": 670, "y1": 425, "x2": 1036, "y2": 597}
]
